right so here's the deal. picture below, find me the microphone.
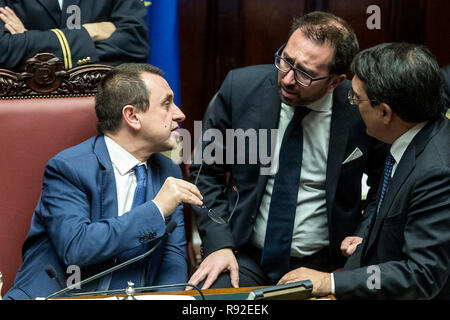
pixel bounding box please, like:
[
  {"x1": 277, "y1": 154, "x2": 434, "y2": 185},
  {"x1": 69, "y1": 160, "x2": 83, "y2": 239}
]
[
  {"x1": 45, "y1": 265, "x2": 73, "y2": 296},
  {"x1": 45, "y1": 220, "x2": 177, "y2": 300}
]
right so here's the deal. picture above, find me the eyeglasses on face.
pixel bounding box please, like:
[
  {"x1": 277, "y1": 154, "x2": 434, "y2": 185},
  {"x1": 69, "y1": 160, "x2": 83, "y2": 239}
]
[
  {"x1": 193, "y1": 162, "x2": 240, "y2": 225},
  {"x1": 274, "y1": 43, "x2": 333, "y2": 87},
  {"x1": 347, "y1": 87, "x2": 378, "y2": 105}
]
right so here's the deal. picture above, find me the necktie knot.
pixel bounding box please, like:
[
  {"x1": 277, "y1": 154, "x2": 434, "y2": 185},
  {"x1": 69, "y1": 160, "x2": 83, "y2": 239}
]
[
  {"x1": 134, "y1": 165, "x2": 147, "y2": 185},
  {"x1": 385, "y1": 152, "x2": 395, "y2": 166},
  {"x1": 292, "y1": 106, "x2": 310, "y2": 124}
]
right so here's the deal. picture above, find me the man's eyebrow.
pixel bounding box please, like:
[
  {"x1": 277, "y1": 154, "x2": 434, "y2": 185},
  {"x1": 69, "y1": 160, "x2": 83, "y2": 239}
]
[
  {"x1": 283, "y1": 52, "x2": 317, "y2": 76},
  {"x1": 161, "y1": 92, "x2": 174, "y2": 103},
  {"x1": 352, "y1": 87, "x2": 362, "y2": 99}
]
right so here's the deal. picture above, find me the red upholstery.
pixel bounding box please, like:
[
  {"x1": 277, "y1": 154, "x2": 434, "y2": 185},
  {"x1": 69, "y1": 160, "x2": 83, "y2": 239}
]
[{"x1": 0, "y1": 97, "x2": 98, "y2": 293}]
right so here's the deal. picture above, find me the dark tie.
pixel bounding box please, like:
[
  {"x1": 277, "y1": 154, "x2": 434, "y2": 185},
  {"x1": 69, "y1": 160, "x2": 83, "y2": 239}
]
[
  {"x1": 260, "y1": 106, "x2": 310, "y2": 282},
  {"x1": 376, "y1": 153, "x2": 395, "y2": 215},
  {"x1": 109, "y1": 165, "x2": 148, "y2": 290}
]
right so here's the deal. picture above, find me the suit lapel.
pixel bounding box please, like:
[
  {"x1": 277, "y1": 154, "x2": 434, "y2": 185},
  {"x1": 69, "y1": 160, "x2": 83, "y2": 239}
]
[
  {"x1": 255, "y1": 72, "x2": 282, "y2": 207},
  {"x1": 147, "y1": 155, "x2": 162, "y2": 202},
  {"x1": 37, "y1": 0, "x2": 62, "y2": 26},
  {"x1": 363, "y1": 119, "x2": 442, "y2": 257},
  {"x1": 325, "y1": 86, "x2": 352, "y2": 222},
  {"x1": 93, "y1": 136, "x2": 118, "y2": 220}
]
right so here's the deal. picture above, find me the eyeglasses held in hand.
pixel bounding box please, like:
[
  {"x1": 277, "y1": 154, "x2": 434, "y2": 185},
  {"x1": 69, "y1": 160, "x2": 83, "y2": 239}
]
[{"x1": 193, "y1": 162, "x2": 240, "y2": 224}]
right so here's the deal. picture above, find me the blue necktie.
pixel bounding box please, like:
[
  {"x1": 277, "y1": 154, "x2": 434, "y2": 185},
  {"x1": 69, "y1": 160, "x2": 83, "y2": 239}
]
[
  {"x1": 131, "y1": 165, "x2": 147, "y2": 209},
  {"x1": 376, "y1": 153, "x2": 395, "y2": 215},
  {"x1": 109, "y1": 165, "x2": 148, "y2": 290},
  {"x1": 260, "y1": 106, "x2": 310, "y2": 282}
]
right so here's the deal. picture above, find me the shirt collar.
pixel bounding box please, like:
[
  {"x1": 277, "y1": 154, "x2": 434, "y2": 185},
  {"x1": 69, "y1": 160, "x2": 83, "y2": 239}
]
[
  {"x1": 390, "y1": 121, "x2": 428, "y2": 164},
  {"x1": 104, "y1": 135, "x2": 147, "y2": 176},
  {"x1": 305, "y1": 92, "x2": 333, "y2": 112}
]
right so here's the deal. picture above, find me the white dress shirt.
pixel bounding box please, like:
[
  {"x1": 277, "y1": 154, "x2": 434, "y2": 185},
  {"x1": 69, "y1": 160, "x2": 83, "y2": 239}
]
[
  {"x1": 58, "y1": 0, "x2": 63, "y2": 10},
  {"x1": 251, "y1": 92, "x2": 333, "y2": 258},
  {"x1": 104, "y1": 135, "x2": 164, "y2": 218}
]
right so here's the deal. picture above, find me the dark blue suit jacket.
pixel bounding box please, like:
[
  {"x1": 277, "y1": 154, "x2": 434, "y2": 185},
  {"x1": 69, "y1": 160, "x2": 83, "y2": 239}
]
[
  {"x1": 0, "y1": 0, "x2": 149, "y2": 71},
  {"x1": 191, "y1": 65, "x2": 386, "y2": 271},
  {"x1": 335, "y1": 117, "x2": 450, "y2": 299},
  {"x1": 4, "y1": 135, "x2": 187, "y2": 299}
]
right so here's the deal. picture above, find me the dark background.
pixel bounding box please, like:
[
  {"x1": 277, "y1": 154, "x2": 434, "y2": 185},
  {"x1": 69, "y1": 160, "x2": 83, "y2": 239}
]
[{"x1": 178, "y1": 0, "x2": 450, "y2": 137}]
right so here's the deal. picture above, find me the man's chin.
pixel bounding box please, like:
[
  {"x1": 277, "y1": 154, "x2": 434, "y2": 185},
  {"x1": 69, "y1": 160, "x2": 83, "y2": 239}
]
[
  {"x1": 280, "y1": 94, "x2": 304, "y2": 107},
  {"x1": 279, "y1": 88, "x2": 301, "y2": 106}
]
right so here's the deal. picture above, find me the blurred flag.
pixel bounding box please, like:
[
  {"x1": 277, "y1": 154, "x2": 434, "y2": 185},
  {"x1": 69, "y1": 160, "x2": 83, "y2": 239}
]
[{"x1": 145, "y1": 0, "x2": 181, "y2": 106}]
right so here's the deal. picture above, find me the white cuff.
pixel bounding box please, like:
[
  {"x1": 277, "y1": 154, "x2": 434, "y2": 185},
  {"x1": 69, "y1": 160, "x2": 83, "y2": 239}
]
[
  {"x1": 330, "y1": 273, "x2": 336, "y2": 295},
  {"x1": 151, "y1": 200, "x2": 165, "y2": 220}
]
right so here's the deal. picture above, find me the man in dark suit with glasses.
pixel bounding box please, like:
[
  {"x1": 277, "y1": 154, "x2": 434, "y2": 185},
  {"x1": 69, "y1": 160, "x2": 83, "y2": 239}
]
[
  {"x1": 188, "y1": 11, "x2": 386, "y2": 290},
  {"x1": 282, "y1": 42, "x2": 450, "y2": 300}
]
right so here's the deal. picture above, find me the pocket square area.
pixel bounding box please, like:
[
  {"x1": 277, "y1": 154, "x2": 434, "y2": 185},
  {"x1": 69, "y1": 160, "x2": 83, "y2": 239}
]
[{"x1": 342, "y1": 147, "x2": 363, "y2": 164}]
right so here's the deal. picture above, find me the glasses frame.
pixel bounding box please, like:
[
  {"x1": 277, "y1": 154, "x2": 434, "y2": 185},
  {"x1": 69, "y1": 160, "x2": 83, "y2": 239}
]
[
  {"x1": 347, "y1": 87, "x2": 378, "y2": 106},
  {"x1": 274, "y1": 43, "x2": 334, "y2": 87},
  {"x1": 193, "y1": 163, "x2": 239, "y2": 225}
]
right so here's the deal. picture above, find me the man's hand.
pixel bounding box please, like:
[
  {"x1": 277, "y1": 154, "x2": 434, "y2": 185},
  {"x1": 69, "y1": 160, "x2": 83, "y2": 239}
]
[
  {"x1": 186, "y1": 248, "x2": 239, "y2": 290},
  {"x1": 340, "y1": 236, "x2": 363, "y2": 257},
  {"x1": 278, "y1": 267, "x2": 332, "y2": 297},
  {"x1": 82, "y1": 22, "x2": 116, "y2": 42},
  {"x1": 0, "y1": 7, "x2": 27, "y2": 34},
  {"x1": 153, "y1": 177, "x2": 203, "y2": 216}
]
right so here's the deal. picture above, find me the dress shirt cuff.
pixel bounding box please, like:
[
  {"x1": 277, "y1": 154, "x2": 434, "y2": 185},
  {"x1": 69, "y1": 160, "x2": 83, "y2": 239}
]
[
  {"x1": 151, "y1": 200, "x2": 165, "y2": 220},
  {"x1": 330, "y1": 273, "x2": 336, "y2": 295}
]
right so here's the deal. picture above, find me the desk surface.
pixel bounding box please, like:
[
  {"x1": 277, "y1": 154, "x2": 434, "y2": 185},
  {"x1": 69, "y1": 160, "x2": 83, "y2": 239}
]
[{"x1": 61, "y1": 286, "x2": 335, "y2": 300}]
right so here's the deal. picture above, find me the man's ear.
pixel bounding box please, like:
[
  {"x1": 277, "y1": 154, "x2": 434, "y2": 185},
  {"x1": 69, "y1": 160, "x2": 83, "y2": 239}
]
[
  {"x1": 122, "y1": 105, "x2": 141, "y2": 130},
  {"x1": 380, "y1": 103, "x2": 393, "y2": 125},
  {"x1": 327, "y1": 74, "x2": 346, "y2": 93}
]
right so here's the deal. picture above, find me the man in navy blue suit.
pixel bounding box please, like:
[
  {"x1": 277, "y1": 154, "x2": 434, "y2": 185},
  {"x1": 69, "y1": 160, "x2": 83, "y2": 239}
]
[
  {"x1": 4, "y1": 63, "x2": 204, "y2": 299},
  {"x1": 0, "y1": 0, "x2": 149, "y2": 71},
  {"x1": 188, "y1": 11, "x2": 386, "y2": 290},
  {"x1": 282, "y1": 43, "x2": 450, "y2": 299}
]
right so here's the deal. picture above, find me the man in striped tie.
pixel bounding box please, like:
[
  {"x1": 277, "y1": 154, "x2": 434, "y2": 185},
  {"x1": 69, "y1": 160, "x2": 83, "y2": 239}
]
[{"x1": 279, "y1": 42, "x2": 450, "y2": 300}]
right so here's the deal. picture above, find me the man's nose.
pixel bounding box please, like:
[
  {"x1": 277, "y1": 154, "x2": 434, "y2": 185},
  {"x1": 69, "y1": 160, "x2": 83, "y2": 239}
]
[
  {"x1": 281, "y1": 68, "x2": 297, "y2": 86},
  {"x1": 172, "y1": 104, "x2": 185, "y2": 122}
]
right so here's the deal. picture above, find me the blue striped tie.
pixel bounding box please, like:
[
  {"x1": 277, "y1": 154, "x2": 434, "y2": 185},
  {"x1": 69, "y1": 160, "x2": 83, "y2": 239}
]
[{"x1": 376, "y1": 153, "x2": 395, "y2": 215}]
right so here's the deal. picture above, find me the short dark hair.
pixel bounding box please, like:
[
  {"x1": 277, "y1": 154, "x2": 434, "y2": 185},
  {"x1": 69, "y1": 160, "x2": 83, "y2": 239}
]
[
  {"x1": 95, "y1": 63, "x2": 163, "y2": 134},
  {"x1": 351, "y1": 42, "x2": 444, "y2": 122},
  {"x1": 289, "y1": 11, "x2": 359, "y2": 75}
]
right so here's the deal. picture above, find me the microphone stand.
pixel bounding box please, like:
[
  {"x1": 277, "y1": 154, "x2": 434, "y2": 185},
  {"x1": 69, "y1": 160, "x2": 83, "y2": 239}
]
[
  {"x1": 69, "y1": 283, "x2": 206, "y2": 300},
  {"x1": 45, "y1": 221, "x2": 177, "y2": 300}
]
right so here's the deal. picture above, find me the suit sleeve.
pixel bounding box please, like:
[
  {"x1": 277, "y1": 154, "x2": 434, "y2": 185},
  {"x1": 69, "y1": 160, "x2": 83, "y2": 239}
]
[
  {"x1": 0, "y1": 20, "x2": 69, "y2": 70},
  {"x1": 153, "y1": 165, "x2": 188, "y2": 288},
  {"x1": 38, "y1": 156, "x2": 167, "y2": 268},
  {"x1": 0, "y1": 0, "x2": 148, "y2": 71},
  {"x1": 190, "y1": 71, "x2": 236, "y2": 258},
  {"x1": 334, "y1": 167, "x2": 450, "y2": 299},
  {"x1": 92, "y1": 0, "x2": 149, "y2": 65}
]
